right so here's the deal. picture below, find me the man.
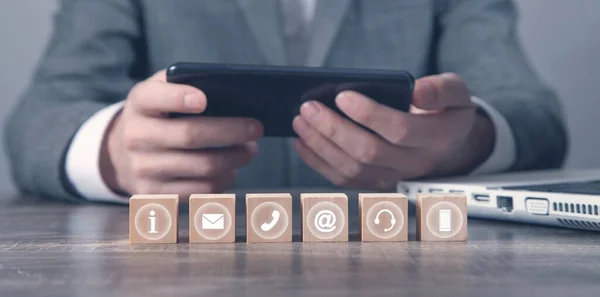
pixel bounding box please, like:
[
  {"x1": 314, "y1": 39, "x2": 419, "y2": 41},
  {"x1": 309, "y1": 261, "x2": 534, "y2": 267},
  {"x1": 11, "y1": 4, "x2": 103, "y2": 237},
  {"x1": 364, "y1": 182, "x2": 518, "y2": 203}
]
[{"x1": 5, "y1": 0, "x2": 567, "y2": 203}]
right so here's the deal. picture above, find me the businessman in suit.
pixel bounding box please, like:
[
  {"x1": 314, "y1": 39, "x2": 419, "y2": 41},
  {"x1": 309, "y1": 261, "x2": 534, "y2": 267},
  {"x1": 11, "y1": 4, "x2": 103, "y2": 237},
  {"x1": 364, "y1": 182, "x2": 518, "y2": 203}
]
[{"x1": 5, "y1": 0, "x2": 567, "y2": 203}]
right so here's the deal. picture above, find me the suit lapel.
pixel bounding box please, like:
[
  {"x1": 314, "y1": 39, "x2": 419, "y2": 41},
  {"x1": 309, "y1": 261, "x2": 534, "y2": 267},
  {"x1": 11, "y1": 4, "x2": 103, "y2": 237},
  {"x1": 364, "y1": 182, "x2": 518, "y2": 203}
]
[
  {"x1": 305, "y1": 0, "x2": 351, "y2": 67},
  {"x1": 237, "y1": 0, "x2": 287, "y2": 65}
]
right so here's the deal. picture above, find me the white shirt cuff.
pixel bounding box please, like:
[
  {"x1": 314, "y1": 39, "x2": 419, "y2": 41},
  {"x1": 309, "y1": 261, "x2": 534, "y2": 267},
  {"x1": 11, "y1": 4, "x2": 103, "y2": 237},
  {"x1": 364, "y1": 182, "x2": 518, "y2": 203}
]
[
  {"x1": 65, "y1": 101, "x2": 129, "y2": 204},
  {"x1": 469, "y1": 96, "x2": 516, "y2": 175}
]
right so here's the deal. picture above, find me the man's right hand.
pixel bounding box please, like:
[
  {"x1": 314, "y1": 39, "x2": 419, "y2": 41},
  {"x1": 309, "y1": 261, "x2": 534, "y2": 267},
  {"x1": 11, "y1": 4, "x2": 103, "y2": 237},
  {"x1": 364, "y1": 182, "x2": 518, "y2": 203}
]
[{"x1": 100, "y1": 70, "x2": 263, "y2": 199}]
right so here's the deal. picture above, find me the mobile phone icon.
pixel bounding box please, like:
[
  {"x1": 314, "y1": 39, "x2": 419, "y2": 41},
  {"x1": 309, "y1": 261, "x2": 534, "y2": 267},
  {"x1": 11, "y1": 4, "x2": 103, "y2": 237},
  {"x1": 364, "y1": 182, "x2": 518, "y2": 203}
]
[
  {"x1": 439, "y1": 209, "x2": 452, "y2": 232},
  {"x1": 261, "y1": 210, "x2": 281, "y2": 232}
]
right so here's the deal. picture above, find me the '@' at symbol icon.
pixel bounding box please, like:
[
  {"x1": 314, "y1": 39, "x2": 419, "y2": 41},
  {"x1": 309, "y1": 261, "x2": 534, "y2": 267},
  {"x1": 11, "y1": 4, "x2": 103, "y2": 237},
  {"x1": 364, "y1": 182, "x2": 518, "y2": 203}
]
[{"x1": 314, "y1": 209, "x2": 336, "y2": 233}]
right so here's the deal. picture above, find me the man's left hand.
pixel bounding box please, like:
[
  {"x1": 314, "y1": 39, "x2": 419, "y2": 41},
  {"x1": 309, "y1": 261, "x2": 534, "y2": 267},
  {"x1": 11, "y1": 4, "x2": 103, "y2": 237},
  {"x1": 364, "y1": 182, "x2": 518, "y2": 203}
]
[{"x1": 292, "y1": 72, "x2": 496, "y2": 191}]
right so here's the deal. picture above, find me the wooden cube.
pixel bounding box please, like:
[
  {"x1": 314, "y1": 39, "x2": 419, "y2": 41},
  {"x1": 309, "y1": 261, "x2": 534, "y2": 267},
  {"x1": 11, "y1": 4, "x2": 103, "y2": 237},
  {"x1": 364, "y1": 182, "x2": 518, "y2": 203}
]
[
  {"x1": 189, "y1": 194, "x2": 236, "y2": 243},
  {"x1": 246, "y1": 193, "x2": 292, "y2": 243},
  {"x1": 359, "y1": 193, "x2": 408, "y2": 242},
  {"x1": 416, "y1": 194, "x2": 467, "y2": 242},
  {"x1": 301, "y1": 193, "x2": 348, "y2": 242},
  {"x1": 129, "y1": 194, "x2": 179, "y2": 244}
]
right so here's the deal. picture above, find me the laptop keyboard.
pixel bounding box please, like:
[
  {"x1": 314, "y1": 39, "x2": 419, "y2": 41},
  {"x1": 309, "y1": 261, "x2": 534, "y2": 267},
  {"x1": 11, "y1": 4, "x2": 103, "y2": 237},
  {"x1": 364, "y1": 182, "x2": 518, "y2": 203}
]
[{"x1": 504, "y1": 180, "x2": 600, "y2": 195}]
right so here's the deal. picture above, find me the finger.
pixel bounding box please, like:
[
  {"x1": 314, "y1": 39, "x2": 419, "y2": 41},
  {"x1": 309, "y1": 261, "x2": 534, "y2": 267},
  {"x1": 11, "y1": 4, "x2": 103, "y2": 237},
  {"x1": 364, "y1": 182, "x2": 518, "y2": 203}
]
[
  {"x1": 135, "y1": 173, "x2": 236, "y2": 200},
  {"x1": 131, "y1": 143, "x2": 258, "y2": 180},
  {"x1": 292, "y1": 139, "x2": 396, "y2": 191},
  {"x1": 149, "y1": 69, "x2": 167, "y2": 82},
  {"x1": 128, "y1": 79, "x2": 207, "y2": 116},
  {"x1": 336, "y1": 90, "x2": 413, "y2": 145},
  {"x1": 125, "y1": 117, "x2": 263, "y2": 150},
  {"x1": 336, "y1": 90, "x2": 473, "y2": 148},
  {"x1": 298, "y1": 100, "x2": 401, "y2": 167},
  {"x1": 395, "y1": 108, "x2": 475, "y2": 150},
  {"x1": 293, "y1": 116, "x2": 410, "y2": 180},
  {"x1": 411, "y1": 73, "x2": 473, "y2": 110}
]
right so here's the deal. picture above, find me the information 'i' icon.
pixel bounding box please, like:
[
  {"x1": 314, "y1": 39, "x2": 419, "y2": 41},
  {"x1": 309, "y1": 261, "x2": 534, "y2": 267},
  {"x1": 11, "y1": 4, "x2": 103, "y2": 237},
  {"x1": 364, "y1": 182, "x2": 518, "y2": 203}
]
[{"x1": 149, "y1": 210, "x2": 158, "y2": 234}]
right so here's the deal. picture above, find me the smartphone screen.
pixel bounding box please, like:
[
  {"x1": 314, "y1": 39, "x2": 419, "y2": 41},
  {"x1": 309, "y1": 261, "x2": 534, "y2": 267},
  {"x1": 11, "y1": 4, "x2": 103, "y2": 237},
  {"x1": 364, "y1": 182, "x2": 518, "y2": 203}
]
[{"x1": 167, "y1": 62, "x2": 414, "y2": 137}]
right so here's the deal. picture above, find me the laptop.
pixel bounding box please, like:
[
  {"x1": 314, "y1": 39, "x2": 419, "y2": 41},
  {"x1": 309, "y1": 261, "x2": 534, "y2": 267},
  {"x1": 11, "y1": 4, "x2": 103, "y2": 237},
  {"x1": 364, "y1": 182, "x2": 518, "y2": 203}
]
[{"x1": 397, "y1": 168, "x2": 600, "y2": 232}]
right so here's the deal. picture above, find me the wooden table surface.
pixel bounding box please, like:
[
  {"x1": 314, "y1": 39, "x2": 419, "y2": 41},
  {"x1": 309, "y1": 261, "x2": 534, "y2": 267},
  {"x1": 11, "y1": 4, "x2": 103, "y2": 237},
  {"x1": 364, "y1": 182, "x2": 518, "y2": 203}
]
[{"x1": 1, "y1": 190, "x2": 600, "y2": 297}]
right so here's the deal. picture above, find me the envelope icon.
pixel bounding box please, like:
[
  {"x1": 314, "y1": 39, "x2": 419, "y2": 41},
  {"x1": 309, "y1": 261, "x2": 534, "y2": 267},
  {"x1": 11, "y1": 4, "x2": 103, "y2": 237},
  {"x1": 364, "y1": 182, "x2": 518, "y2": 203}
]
[{"x1": 202, "y1": 214, "x2": 225, "y2": 230}]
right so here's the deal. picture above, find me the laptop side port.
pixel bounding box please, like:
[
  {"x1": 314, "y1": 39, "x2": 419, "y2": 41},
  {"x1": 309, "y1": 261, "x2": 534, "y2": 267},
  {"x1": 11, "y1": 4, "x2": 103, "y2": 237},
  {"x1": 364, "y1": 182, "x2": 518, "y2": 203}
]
[
  {"x1": 429, "y1": 188, "x2": 444, "y2": 193},
  {"x1": 525, "y1": 198, "x2": 549, "y2": 215},
  {"x1": 497, "y1": 196, "x2": 514, "y2": 212},
  {"x1": 472, "y1": 193, "x2": 490, "y2": 203},
  {"x1": 397, "y1": 185, "x2": 410, "y2": 195},
  {"x1": 449, "y1": 189, "x2": 465, "y2": 194}
]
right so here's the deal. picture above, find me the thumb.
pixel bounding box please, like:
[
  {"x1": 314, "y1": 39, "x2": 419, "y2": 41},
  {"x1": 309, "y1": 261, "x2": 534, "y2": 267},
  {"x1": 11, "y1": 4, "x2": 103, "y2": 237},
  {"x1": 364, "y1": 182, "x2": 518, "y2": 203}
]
[
  {"x1": 412, "y1": 73, "x2": 473, "y2": 111},
  {"x1": 149, "y1": 69, "x2": 168, "y2": 82}
]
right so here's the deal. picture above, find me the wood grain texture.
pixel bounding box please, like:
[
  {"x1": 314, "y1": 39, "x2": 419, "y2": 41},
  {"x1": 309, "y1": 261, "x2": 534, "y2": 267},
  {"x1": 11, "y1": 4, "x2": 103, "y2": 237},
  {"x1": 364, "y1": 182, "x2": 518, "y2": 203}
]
[
  {"x1": 1, "y1": 191, "x2": 600, "y2": 297},
  {"x1": 129, "y1": 194, "x2": 179, "y2": 244}
]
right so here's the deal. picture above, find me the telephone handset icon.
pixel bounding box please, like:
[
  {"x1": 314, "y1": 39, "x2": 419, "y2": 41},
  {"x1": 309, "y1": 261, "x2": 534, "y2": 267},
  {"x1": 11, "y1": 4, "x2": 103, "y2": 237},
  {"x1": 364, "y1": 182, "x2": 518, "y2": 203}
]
[{"x1": 261, "y1": 210, "x2": 281, "y2": 232}]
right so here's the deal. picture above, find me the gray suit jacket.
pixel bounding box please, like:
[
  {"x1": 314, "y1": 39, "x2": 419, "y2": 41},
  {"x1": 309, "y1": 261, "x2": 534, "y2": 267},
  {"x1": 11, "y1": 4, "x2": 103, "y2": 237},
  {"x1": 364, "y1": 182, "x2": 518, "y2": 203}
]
[{"x1": 5, "y1": 0, "x2": 567, "y2": 202}]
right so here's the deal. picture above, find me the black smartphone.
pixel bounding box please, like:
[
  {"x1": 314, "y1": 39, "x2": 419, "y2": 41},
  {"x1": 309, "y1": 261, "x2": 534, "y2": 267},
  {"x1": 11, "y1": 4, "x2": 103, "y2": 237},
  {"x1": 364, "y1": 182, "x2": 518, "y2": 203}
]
[{"x1": 166, "y1": 62, "x2": 414, "y2": 137}]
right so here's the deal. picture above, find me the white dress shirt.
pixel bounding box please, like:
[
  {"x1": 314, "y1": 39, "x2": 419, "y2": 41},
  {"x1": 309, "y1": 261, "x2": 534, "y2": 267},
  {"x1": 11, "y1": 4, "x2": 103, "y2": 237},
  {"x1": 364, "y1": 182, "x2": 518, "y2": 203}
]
[{"x1": 65, "y1": 0, "x2": 516, "y2": 203}]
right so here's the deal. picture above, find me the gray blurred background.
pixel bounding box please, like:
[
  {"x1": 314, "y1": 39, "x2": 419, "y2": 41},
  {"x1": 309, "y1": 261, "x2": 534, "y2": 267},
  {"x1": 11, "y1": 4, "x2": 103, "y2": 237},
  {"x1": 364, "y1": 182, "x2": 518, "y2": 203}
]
[{"x1": 0, "y1": 0, "x2": 599, "y2": 195}]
